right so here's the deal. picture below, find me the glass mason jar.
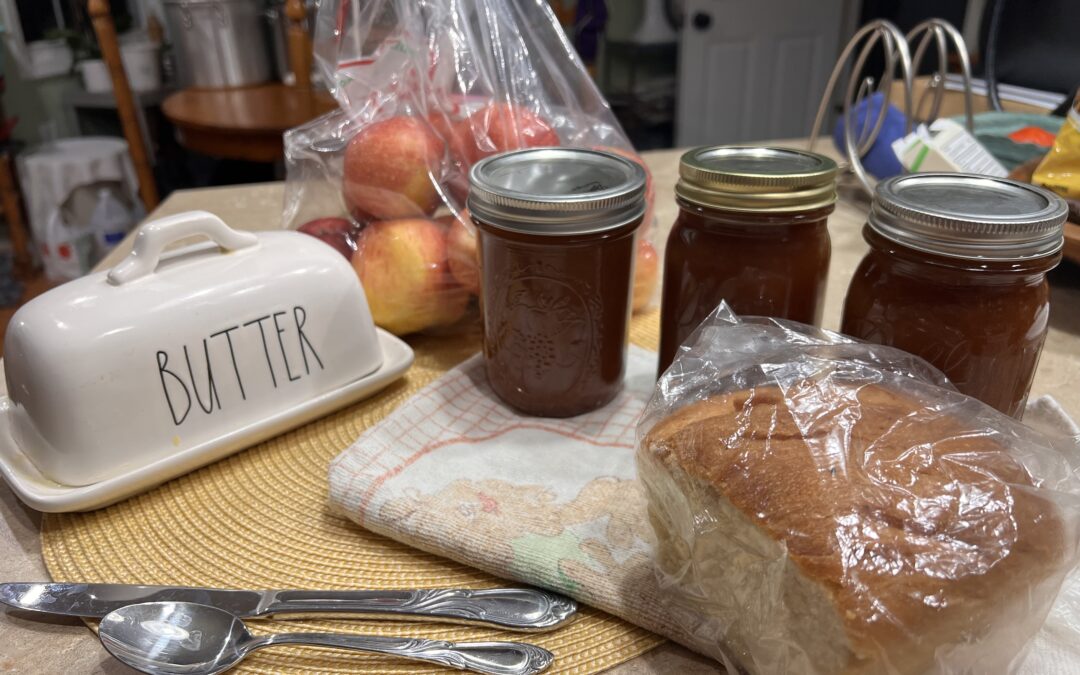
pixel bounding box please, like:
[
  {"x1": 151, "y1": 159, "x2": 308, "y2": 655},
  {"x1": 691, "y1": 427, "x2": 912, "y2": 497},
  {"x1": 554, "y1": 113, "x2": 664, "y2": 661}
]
[
  {"x1": 468, "y1": 148, "x2": 647, "y2": 418},
  {"x1": 841, "y1": 173, "x2": 1067, "y2": 418},
  {"x1": 657, "y1": 146, "x2": 838, "y2": 374}
]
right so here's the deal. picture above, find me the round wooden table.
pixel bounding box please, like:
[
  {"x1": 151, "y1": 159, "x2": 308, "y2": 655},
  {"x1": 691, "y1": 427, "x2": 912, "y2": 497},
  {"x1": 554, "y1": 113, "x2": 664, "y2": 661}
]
[{"x1": 163, "y1": 84, "x2": 338, "y2": 162}]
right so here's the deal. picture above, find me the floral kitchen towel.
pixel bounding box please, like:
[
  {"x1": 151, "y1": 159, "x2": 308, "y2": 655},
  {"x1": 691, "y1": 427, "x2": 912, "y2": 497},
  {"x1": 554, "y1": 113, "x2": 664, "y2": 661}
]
[
  {"x1": 328, "y1": 345, "x2": 691, "y2": 644},
  {"x1": 328, "y1": 345, "x2": 1080, "y2": 672}
]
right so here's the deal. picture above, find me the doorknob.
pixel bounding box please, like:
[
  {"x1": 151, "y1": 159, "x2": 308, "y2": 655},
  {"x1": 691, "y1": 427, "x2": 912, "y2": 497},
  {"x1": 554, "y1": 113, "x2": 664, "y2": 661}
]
[{"x1": 692, "y1": 12, "x2": 712, "y2": 30}]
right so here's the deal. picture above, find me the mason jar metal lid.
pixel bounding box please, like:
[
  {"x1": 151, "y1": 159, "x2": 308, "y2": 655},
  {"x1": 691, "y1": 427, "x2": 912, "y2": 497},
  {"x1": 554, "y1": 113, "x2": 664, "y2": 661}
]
[
  {"x1": 869, "y1": 173, "x2": 1068, "y2": 260},
  {"x1": 676, "y1": 146, "x2": 839, "y2": 212},
  {"x1": 468, "y1": 148, "x2": 647, "y2": 236}
]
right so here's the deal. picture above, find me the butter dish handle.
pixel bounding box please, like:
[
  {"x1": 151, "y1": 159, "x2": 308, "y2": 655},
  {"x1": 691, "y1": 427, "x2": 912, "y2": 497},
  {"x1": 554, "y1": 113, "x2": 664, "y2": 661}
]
[{"x1": 108, "y1": 210, "x2": 259, "y2": 285}]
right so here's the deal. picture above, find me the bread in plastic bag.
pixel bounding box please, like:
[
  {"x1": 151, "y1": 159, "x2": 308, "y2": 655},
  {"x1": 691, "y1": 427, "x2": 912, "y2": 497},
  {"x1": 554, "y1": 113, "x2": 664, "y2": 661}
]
[
  {"x1": 636, "y1": 303, "x2": 1080, "y2": 675},
  {"x1": 282, "y1": 0, "x2": 659, "y2": 336}
]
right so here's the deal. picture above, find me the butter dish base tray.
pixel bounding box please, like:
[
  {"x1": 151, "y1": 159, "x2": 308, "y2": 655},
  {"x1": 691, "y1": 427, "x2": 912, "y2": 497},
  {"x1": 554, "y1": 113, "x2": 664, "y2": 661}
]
[{"x1": 0, "y1": 328, "x2": 413, "y2": 513}]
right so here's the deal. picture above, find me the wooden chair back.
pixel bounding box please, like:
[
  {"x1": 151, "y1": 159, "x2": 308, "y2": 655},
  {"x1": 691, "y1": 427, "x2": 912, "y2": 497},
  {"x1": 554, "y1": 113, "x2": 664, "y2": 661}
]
[
  {"x1": 87, "y1": 0, "x2": 160, "y2": 211},
  {"x1": 0, "y1": 150, "x2": 32, "y2": 272},
  {"x1": 286, "y1": 0, "x2": 313, "y2": 92}
]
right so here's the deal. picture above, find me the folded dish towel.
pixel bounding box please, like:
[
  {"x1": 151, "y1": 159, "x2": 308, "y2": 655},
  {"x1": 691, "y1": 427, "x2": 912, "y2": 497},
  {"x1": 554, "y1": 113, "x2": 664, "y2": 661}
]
[{"x1": 328, "y1": 346, "x2": 1080, "y2": 674}]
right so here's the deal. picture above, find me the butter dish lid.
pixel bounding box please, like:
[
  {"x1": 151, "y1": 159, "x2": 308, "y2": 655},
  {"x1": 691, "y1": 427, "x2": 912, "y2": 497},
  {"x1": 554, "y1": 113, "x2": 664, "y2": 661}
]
[{"x1": 0, "y1": 211, "x2": 412, "y2": 507}]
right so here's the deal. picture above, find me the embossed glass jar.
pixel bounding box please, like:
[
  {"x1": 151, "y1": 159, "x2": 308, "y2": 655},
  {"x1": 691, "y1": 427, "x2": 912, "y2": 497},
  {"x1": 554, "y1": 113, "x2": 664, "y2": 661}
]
[
  {"x1": 657, "y1": 146, "x2": 838, "y2": 375},
  {"x1": 468, "y1": 148, "x2": 646, "y2": 417},
  {"x1": 841, "y1": 174, "x2": 1067, "y2": 418}
]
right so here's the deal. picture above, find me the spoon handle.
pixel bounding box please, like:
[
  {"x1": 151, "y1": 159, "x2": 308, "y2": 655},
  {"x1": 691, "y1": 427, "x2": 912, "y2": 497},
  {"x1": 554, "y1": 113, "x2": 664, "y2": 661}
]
[
  {"x1": 262, "y1": 588, "x2": 576, "y2": 631},
  {"x1": 256, "y1": 633, "x2": 554, "y2": 675}
]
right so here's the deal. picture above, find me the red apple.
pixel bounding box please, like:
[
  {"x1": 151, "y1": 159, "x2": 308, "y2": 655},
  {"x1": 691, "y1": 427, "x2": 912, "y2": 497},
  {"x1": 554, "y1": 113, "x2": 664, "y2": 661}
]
[
  {"x1": 343, "y1": 116, "x2": 446, "y2": 220},
  {"x1": 633, "y1": 239, "x2": 659, "y2": 313},
  {"x1": 443, "y1": 209, "x2": 479, "y2": 294},
  {"x1": 428, "y1": 111, "x2": 471, "y2": 166},
  {"x1": 351, "y1": 218, "x2": 468, "y2": 335},
  {"x1": 427, "y1": 111, "x2": 472, "y2": 206},
  {"x1": 297, "y1": 217, "x2": 356, "y2": 260},
  {"x1": 459, "y1": 102, "x2": 560, "y2": 163},
  {"x1": 442, "y1": 168, "x2": 470, "y2": 207}
]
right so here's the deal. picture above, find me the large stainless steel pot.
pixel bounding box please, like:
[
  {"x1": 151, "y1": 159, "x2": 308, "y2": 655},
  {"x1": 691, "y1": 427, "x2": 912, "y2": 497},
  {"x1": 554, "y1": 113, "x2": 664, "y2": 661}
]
[{"x1": 164, "y1": 0, "x2": 271, "y2": 88}]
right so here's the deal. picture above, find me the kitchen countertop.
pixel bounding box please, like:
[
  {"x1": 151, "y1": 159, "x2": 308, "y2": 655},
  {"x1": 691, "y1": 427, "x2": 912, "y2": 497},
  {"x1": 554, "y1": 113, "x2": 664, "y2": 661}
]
[{"x1": 3, "y1": 143, "x2": 1079, "y2": 674}]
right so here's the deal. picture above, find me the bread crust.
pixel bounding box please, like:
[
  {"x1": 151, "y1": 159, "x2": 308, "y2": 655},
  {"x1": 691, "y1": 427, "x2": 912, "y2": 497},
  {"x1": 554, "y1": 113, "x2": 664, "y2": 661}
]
[{"x1": 642, "y1": 383, "x2": 1064, "y2": 674}]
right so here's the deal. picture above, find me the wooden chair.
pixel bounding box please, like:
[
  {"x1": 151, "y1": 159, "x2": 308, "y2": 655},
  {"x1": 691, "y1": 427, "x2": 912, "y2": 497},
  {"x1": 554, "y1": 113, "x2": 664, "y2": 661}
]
[
  {"x1": 0, "y1": 148, "x2": 33, "y2": 272},
  {"x1": 161, "y1": 0, "x2": 336, "y2": 163},
  {"x1": 87, "y1": 0, "x2": 160, "y2": 211},
  {"x1": 286, "y1": 0, "x2": 313, "y2": 92}
]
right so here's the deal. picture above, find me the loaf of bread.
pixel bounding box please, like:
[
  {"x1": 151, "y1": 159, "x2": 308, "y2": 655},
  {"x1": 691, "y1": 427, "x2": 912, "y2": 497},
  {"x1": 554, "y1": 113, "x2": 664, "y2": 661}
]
[{"x1": 639, "y1": 382, "x2": 1066, "y2": 675}]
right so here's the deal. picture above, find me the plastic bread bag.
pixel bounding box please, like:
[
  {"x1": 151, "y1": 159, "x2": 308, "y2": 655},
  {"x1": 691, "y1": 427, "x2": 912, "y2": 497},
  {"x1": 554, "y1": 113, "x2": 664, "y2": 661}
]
[
  {"x1": 636, "y1": 303, "x2": 1080, "y2": 675},
  {"x1": 282, "y1": 0, "x2": 659, "y2": 336}
]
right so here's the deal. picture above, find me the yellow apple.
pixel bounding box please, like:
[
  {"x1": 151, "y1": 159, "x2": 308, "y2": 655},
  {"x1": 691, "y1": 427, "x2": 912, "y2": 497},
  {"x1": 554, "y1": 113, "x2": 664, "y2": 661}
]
[{"x1": 351, "y1": 218, "x2": 468, "y2": 334}]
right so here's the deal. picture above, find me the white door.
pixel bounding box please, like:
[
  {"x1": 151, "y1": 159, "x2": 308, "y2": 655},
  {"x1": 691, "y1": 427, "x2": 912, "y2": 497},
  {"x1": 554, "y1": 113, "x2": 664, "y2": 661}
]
[{"x1": 676, "y1": 0, "x2": 847, "y2": 146}]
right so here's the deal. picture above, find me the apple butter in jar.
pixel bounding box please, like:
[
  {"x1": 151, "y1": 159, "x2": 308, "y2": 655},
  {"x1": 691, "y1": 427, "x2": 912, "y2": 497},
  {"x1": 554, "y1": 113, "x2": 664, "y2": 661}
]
[
  {"x1": 841, "y1": 173, "x2": 1068, "y2": 418},
  {"x1": 657, "y1": 146, "x2": 838, "y2": 374},
  {"x1": 468, "y1": 148, "x2": 647, "y2": 417}
]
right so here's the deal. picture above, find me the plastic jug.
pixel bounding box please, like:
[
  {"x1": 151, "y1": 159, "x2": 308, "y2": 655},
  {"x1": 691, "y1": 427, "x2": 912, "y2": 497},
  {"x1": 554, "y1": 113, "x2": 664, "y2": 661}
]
[
  {"x1": 89, "y1": 187, "x2": 135, "y2": 257},
  {"x1": 42, "y1": 209, "x2": 94, "y2": 281}
]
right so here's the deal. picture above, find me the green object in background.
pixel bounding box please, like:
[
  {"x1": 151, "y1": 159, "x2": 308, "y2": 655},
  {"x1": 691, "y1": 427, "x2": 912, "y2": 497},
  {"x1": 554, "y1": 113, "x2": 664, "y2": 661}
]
[
  {"x1": 952, "y1": 112, "x2": 1064, "y2": 170},
  {"x1": 909, "y1": 142, "x2": 931, "y2": 172},
  {"x1": 0, "y1": 42, "x2": 78, "y2": 145}
]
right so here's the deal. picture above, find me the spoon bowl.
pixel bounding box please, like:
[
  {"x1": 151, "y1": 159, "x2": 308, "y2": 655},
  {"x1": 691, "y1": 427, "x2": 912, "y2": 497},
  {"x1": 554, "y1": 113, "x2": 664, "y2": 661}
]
[
  {"x1": 100, "y1": 601, "x2": 248, "y2": 674},
  {"x1": 99, "y1": 601, "x2": 554, "y2": 675}
]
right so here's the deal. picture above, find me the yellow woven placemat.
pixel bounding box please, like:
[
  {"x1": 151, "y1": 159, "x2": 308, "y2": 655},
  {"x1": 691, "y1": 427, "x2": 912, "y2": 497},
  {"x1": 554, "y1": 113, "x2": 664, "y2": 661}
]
[{"x1": 41, "y1": 312, "x2": 666, "y2": 674}]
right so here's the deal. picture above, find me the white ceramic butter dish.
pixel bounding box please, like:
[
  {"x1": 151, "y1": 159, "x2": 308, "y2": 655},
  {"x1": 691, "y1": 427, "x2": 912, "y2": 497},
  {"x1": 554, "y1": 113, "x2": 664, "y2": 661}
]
[{"x1": 0, "y1": 211, "x2": 414, "y2": 511}]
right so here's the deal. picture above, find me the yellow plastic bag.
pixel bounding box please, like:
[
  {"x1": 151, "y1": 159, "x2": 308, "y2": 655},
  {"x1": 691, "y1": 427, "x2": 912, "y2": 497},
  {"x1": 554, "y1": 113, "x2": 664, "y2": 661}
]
[{"x1": 1033, "y1": 94, "x2": 1080, "y2": 199}]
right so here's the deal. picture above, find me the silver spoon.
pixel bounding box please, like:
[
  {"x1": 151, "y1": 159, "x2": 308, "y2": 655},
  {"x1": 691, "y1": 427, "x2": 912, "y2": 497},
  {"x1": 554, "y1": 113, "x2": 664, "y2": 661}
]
[{"x1": 99, "y1": 601, "x2": 555, "y2": 675}]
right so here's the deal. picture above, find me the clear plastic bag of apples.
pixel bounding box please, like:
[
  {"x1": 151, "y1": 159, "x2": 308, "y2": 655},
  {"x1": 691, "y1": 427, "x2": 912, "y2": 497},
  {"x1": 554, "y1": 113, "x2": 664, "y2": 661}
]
[{"x1": 282, "y1": 0, "x2": 659, "y2": 336}]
